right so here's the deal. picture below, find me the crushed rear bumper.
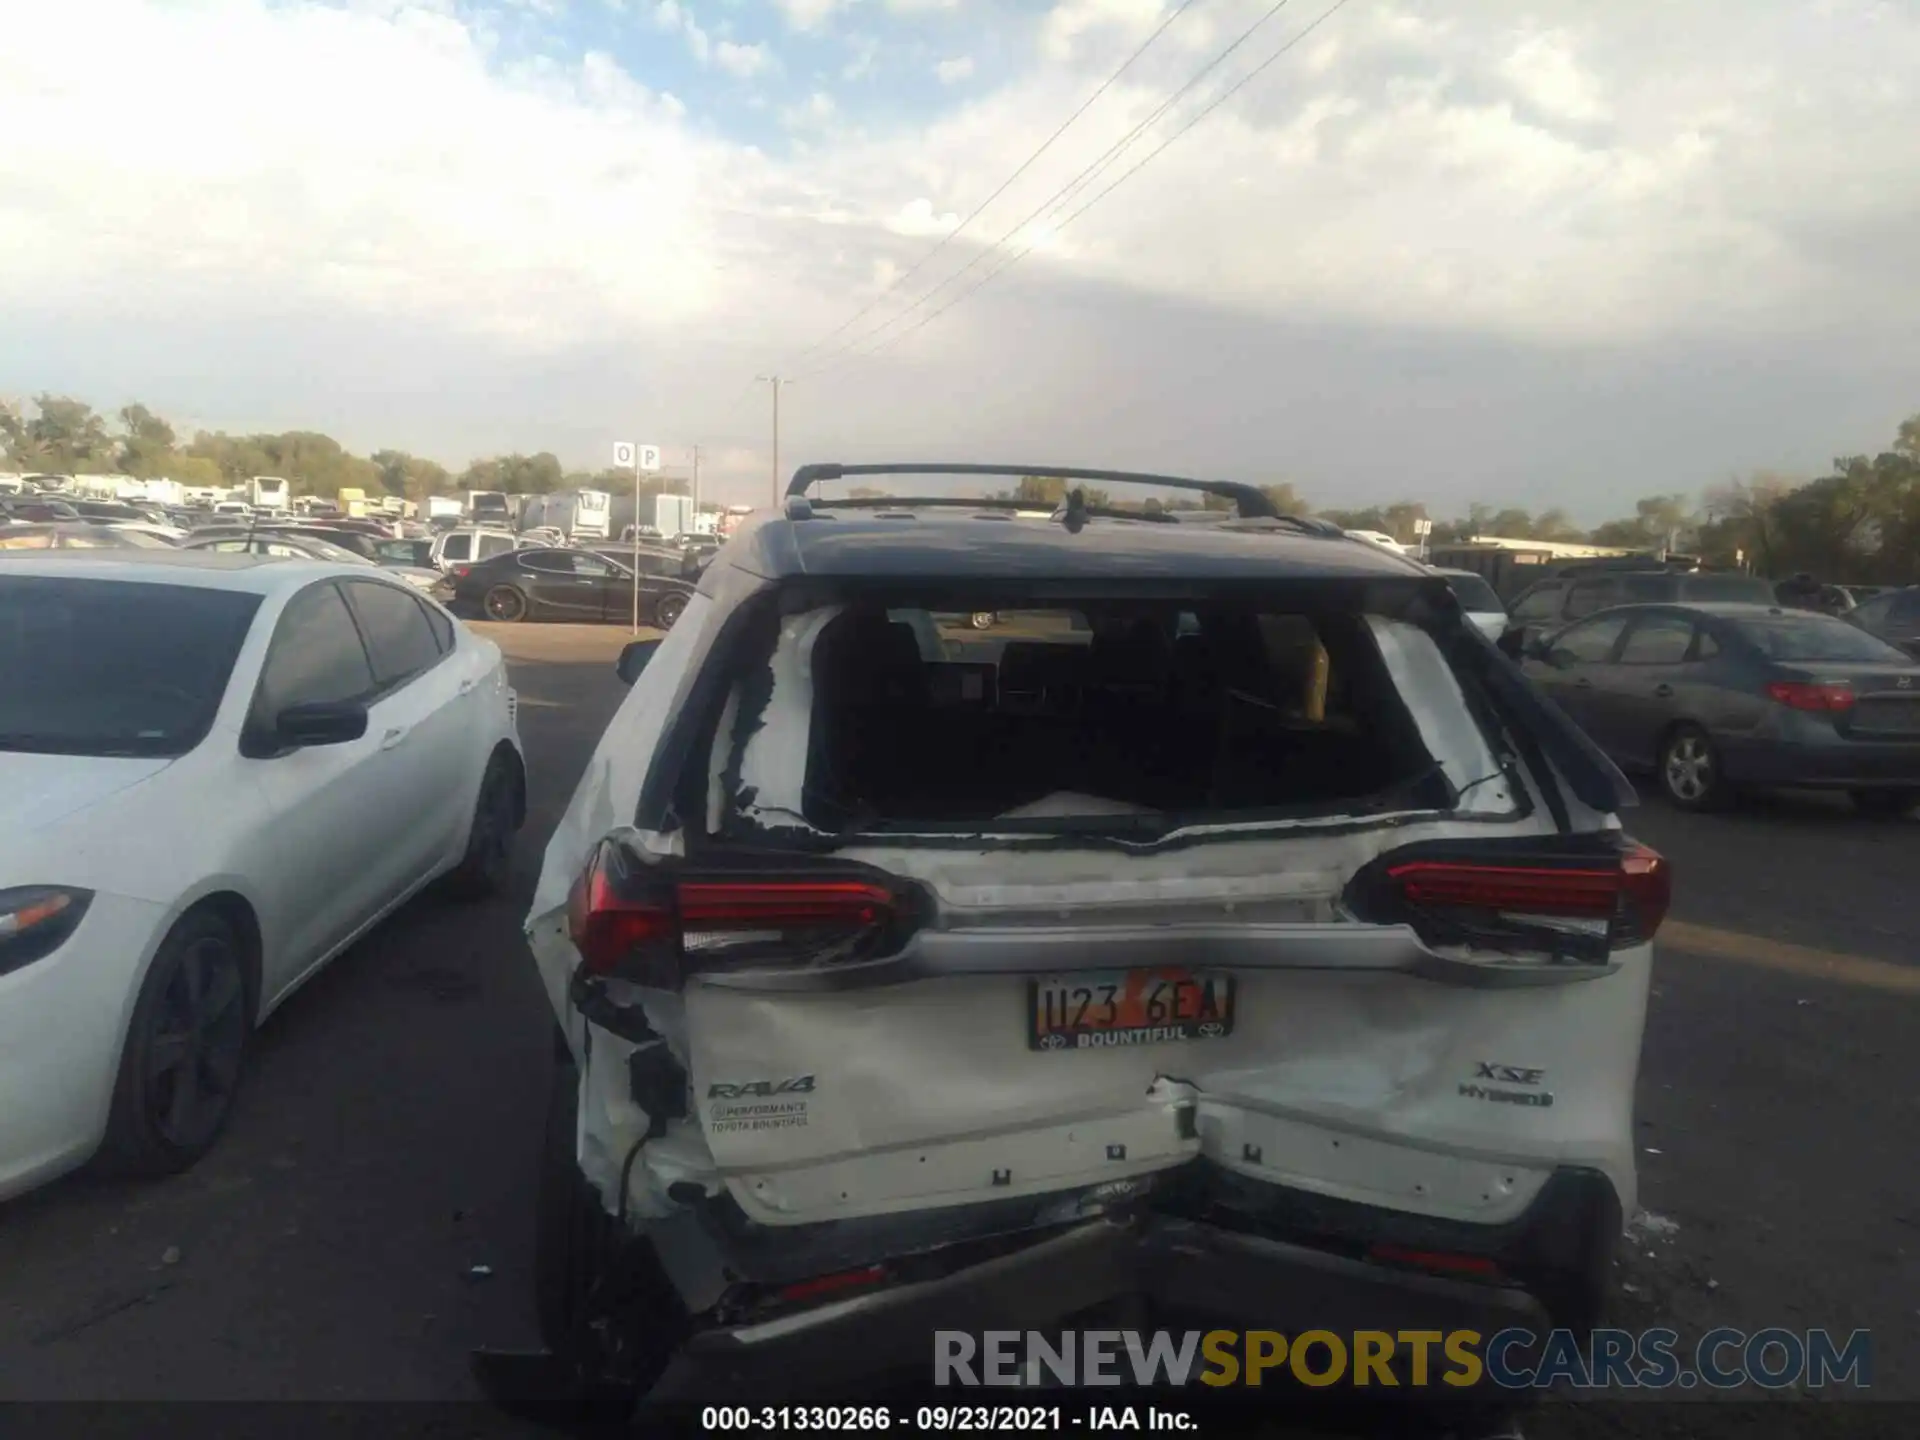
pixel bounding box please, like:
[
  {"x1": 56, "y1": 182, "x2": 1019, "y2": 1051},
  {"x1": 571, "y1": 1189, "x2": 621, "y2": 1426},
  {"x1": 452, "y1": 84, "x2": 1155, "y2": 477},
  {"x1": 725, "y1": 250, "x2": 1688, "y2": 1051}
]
[{"x1": 642, "y1": 1167, "x2": 1617, "y2": 1405}]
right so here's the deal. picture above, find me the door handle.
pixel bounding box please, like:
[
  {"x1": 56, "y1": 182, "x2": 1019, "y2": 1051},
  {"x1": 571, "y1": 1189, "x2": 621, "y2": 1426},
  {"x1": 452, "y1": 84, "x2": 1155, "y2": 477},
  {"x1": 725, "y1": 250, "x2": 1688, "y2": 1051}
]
[
  {"x1": 1575, "y1": 677, "x2": 1592, "y2": 688},
  {"x1": 458, "y1": 678, "x2": 477, "y2": 696},
  {"x1": 380, "y1": 726, "x2": 409, "y2": 751},
  {"x1": 1653, "y1": 683, "x2": 1674, "y2": 697}
]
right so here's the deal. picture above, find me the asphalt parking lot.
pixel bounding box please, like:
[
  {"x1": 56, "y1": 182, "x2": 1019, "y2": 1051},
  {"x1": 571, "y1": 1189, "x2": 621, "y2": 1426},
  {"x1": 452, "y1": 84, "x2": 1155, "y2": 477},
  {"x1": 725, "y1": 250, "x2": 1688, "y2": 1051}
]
[{"x1": 0, "y1": 621, "x2": 1915, "y2": 1433}]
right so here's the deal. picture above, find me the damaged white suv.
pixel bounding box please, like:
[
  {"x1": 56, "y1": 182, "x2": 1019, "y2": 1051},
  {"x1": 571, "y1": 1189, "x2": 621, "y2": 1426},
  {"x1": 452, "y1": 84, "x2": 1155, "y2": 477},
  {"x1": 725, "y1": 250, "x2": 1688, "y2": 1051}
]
[{"x1": 519, "y1": 466, "x2": 1669, "y2": 1407}]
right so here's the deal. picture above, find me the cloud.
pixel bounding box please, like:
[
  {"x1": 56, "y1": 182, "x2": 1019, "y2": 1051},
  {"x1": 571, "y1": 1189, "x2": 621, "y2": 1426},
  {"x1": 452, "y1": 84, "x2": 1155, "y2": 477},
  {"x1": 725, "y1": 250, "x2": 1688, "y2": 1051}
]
[
  {"x1": 784, "y1": 91, "x2": 839, "y2": 128},
  {"x1": 1038, "y1": 0, "x2": 1167, "y2": 63},
  {"x1": 884, "y1": 0, "x2": 961, "y2": 11},
  {"x1": 654, "y1": 0, "x2": 771, "y2": 75},
  {"x1": 714, "y1": 39, "x2": 773, "y2": 78},
  {"x1": 842, "y1": 33, "x2": 881, "y2": 80},
  {"x1": 773, "y1": 0, "x2": 851, "y2": 32},
  {"x1": 935, "y1": 55, "x2": 975, "y2": 84},
  {"x1": 2, "y1": 0, "x2": 1918, "y2": 517}
]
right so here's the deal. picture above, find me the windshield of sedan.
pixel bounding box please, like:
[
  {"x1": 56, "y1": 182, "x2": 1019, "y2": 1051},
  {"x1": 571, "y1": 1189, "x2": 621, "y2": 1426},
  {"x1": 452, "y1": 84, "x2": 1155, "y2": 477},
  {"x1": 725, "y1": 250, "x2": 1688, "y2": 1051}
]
[
  {"x1": 0, "y1": 576, "x2": 262, "y2": 757},
  {"x1": 1733, "y1": 614, "x2": 1913, "y2": 664}
]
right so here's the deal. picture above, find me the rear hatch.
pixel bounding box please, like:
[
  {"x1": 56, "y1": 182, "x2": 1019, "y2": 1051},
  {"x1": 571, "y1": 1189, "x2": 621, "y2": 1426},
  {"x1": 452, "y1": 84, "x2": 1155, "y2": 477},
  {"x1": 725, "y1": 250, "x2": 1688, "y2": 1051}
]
[{"x1": 537, "y1": 562, "x2": 1664, "y2": 1244}]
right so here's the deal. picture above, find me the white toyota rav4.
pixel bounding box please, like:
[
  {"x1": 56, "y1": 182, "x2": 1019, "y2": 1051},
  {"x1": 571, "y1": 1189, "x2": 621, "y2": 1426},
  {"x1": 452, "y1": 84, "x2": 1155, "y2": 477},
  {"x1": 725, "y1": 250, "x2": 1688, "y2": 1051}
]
[{"x1": 519, "y1": 466, "x2": 1668, "y2": 1414}]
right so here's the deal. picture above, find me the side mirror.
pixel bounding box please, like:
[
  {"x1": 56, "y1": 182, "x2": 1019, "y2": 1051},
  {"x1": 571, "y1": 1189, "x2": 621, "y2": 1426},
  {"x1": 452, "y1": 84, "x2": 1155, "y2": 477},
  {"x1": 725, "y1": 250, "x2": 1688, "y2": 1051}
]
[
  {"x1": 616, "y1": 639, "x2": 661, "y2": 686},
  {"x1": 1497, "y1": 627, "x2": 1525, "y2": 660},
  {"x1": 275, "y1": 699, "x2": 369, "y2": 748}
]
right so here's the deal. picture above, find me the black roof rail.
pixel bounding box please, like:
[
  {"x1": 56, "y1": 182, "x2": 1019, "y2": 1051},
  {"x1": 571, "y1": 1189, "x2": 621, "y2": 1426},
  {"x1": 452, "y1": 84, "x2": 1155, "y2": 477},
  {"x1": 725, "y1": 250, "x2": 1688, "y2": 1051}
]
[{"x1": 787, "y1": 462, "x2": 1282, "y2": 521}]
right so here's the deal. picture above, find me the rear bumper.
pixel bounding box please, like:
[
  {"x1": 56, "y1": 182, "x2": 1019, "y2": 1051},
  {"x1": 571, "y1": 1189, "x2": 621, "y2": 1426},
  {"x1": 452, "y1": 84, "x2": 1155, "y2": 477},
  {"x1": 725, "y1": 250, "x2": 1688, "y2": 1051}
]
[
  {"x1": 643, "y1": 1167, "x2": 1615, "y2": 1404},
  {"x1": 1719, "y1": 736, "x2": 1920, "y2": 789}
]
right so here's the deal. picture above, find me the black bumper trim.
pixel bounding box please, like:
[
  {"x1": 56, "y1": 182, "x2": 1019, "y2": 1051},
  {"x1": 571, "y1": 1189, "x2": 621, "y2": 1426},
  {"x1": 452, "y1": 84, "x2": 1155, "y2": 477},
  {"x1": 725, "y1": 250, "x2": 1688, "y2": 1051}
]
[{"x1": 644, "y1": 1211, "x2": 1554, "y2": 1405}]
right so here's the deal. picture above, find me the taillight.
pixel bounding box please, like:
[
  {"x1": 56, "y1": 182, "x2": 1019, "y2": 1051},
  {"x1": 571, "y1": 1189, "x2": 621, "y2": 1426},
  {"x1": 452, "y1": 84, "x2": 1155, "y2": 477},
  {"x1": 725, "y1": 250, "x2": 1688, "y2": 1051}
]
[
  {"x1": 1367, "y1": 1243, "x2": 1502, "y2": 1279},
  {"x1": 1766, "y1": 680, "x2": 1853, "y2": 712},
  {"x1": 776, "y1": 1265, "x2": 889, "y2": 1306},
  {"x1": 451, "y1": 565, "x2": 472, "y2": 580},
  {"x1": 566, "y1": 841, "x2": 908, "y2": 986},
  {"x1": 1355, "y1": 838, "x2": 1670, "y2": 961}
]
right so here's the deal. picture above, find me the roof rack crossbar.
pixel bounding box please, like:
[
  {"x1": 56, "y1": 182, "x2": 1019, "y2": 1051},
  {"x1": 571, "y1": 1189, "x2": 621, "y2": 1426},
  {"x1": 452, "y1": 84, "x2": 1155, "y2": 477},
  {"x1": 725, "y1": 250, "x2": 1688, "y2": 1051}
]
[{"x1": 788, "y1": 463, "x2": 1280, "y2": 520}]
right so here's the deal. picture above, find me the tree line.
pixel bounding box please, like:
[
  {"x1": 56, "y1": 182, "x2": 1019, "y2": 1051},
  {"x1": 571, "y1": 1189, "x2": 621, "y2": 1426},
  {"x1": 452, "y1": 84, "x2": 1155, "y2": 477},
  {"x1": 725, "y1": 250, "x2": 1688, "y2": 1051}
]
[
  {"x1": 0, "y1": 395, "x2": 685, "y2": 508},
  {"x1": 5, "y1": 393, "x2": 1916, "y2": 582}
]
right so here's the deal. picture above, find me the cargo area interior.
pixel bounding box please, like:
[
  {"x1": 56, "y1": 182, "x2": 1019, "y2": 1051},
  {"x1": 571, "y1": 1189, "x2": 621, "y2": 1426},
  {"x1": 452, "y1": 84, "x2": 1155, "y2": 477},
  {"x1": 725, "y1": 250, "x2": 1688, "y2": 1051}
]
[{"x1": 788, "y1": 602, "x2": 1456, "y2": 829}]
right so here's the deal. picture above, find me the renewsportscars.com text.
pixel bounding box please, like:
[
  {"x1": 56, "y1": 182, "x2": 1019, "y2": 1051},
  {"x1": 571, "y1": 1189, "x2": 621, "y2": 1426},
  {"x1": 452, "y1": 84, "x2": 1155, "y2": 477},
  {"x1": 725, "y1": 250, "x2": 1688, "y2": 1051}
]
[{"x1": 934, "y1": 1328, "x2": 1872, "y2": 1391}]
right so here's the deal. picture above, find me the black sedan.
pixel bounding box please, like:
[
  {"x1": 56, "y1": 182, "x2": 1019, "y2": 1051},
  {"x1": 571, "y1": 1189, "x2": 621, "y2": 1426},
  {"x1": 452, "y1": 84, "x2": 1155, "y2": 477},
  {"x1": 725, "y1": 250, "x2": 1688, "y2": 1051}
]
[
  {"x1": 449, "y1": 546, "x2": 693, "y2": 628},
  {"x1": 1522, "y1": 601, "x2": 1920, "y2": 814}
]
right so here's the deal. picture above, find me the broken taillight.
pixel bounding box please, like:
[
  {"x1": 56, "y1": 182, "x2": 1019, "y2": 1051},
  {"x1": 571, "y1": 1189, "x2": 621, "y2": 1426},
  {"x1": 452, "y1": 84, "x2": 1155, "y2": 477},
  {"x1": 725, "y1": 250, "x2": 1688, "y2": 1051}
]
[
  {"x1": 1349, "y1": 838, "x2": 1670, "y2": 961},
  {"x1": 566, "y1": 840, "x2": 908, "y2": 987}
]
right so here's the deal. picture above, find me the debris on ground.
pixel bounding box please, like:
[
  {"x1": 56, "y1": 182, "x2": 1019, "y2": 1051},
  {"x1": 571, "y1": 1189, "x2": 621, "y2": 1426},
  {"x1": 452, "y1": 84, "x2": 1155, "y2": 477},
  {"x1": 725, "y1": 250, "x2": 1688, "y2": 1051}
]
[
  {"x1": 160, "y1": 1245, "x2": 181, "y2": 1266},
  {"x1": 1626, "y1": 1209, "x2": 1680, "y2": 1243},
  {"x1": 466, "y1": 1263, "x2": 494, "y2": 1282}
]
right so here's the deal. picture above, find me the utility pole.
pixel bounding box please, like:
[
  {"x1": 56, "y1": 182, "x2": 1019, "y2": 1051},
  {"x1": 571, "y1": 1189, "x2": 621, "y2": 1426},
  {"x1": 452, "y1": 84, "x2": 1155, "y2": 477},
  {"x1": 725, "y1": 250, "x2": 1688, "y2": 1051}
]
[
  {"x1": 754, "y1": 375, "x2": 788, "y2": 508},
  {"x1": 691, "y1": 444, "x2": 702, "y2": 518}
]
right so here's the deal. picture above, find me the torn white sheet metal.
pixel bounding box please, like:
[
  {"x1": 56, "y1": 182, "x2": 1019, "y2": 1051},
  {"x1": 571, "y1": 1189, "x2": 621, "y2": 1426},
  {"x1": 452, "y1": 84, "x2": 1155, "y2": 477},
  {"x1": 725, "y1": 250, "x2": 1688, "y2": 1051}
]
[
  {"x1": 1365, "y1": 616, "x2": 1509, "y2": 812},
  {"x1": 525, "y1": 597, "x2": 714, "y2": 1220},
  {"x1": 731, "y1": 605, "x2": 841, "y2": 835}
]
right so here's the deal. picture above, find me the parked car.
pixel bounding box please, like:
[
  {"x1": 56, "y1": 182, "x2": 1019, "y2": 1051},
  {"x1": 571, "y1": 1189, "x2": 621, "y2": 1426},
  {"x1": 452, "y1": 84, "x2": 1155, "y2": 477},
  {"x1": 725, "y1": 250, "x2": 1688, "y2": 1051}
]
[
  {"x1": 431, "y1": 527, "x2": 521, "y2": 573},
  {"x1": 181, "y1": 532, "x2": 444, "y2": 594},
  {"x1": 1521, "y1": 602, "x2": 1920, "y2": 813},
  {"x1": 67, "y1": 500, "x2": 152, "y2": 525},
  {"x1": 0, "y1": 497, "x2": 81, "y2": 523},
  {"x1": 1502, "y1": 569, "x2": 1775, "y2": 655},
  {"x1": 109, "y1": 522, "x2": 187, "y2": 545},
  {"x1": 1433, "y1": 567, "x2": 1508, "y2": 641},
  {"x1": 451, "y1": 547, "x2": 693, "y2": 628},
  {"x1": 1844, "y1": 585, "x2": 1920, "y2": 661},
  {"x1": 0, "y1": 551, "x2": 526, "y2": 1202},
  {"x1": 0, "y1": 523, "x2": 173, "y2": 551},
  {"x1": 369, "y1": 537, "x2": 437, "y2": 569},
  {"x1": 511, "y1": 463, "x2": 1666, "y2": 1411},
  {"x1": 589, "y1": 542, "x2": 707, "y2": 584}
]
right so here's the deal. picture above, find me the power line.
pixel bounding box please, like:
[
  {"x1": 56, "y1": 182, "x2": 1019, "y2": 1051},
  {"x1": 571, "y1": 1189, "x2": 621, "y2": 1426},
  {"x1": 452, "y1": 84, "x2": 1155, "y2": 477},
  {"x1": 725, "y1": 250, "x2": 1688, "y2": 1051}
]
[
  {"x1": 805, "y1": 0, "x2": 1356, "y2": 379},
  {"x1": 777, "y1": 0, "x2": 1208, "y2": 373},
  {"x1": 793, "y1": 0, "x2": 1304, "y2": 381}
]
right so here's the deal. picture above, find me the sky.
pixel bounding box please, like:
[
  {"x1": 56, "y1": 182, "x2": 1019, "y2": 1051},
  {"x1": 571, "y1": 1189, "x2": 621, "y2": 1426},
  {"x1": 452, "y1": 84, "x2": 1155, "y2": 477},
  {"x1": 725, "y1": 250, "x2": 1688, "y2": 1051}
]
[{"x1": 2, "y1": 0, "x2": 1918, "y2": 519}]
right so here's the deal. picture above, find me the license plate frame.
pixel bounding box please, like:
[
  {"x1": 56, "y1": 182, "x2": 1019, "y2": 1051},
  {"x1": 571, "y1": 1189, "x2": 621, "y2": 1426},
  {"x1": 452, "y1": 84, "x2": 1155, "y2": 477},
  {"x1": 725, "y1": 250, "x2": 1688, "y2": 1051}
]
[{"x1": 1028, "y1": 968, "x2": 1236, "y2": 1052}]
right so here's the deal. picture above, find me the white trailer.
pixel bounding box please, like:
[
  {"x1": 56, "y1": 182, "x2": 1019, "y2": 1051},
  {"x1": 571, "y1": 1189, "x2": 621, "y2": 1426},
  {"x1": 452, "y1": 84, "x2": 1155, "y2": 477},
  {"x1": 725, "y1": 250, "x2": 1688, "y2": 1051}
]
[
  {"x1": 653, "y1": 492, "x2": 696, "y2": 538},
  {"x1": 246, "y1": 476, "x2": 291, "y2": 510}
]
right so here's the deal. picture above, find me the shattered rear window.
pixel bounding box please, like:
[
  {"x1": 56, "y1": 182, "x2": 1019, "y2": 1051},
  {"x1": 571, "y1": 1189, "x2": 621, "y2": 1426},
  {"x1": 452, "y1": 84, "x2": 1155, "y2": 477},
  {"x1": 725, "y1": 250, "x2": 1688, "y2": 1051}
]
[{"x1": 712, "y1": 598, "x2": 1512, "y2": 841}]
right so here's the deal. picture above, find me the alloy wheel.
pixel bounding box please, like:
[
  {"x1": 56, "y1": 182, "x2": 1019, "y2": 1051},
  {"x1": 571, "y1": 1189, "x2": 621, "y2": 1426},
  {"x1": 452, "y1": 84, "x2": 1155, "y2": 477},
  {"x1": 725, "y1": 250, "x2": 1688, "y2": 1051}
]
[{"x1": 146, "y1": 935, "x2": 248, "y2": 1152}]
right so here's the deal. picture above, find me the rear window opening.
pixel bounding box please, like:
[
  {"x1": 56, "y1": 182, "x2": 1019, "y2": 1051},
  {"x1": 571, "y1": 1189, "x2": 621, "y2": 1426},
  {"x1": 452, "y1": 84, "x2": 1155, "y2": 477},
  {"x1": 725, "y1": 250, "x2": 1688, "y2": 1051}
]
[{"x1": 699, "y1": 594, "x2": 1518, "y2": 842}]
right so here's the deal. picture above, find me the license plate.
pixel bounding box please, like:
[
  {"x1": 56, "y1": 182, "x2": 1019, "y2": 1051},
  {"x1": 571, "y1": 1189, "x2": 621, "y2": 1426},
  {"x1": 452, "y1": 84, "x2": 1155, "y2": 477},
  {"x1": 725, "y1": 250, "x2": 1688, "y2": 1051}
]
[{"x1": 1028, "y1": 969, "x2": 1236, "y2": 1051}]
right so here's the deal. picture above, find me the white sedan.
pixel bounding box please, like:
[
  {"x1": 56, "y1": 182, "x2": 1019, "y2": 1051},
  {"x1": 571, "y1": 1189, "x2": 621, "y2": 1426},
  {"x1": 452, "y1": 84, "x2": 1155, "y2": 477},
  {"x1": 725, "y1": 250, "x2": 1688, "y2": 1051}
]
[{"x1": 0, "y1": 551, "x2": 526, "y2": 1201}]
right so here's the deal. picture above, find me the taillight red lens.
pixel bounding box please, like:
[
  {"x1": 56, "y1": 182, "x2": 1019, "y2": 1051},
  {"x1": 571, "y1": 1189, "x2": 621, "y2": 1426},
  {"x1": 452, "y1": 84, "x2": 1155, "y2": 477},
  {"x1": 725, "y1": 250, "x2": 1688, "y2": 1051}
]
[
  {"x1": 776, "y1": 1265, "x2": 889, "y2": 1306},
  {"x1": 1384, "y1": 839, "x2": 1670, "y2": 948},
  {"x1": 1766, "y1": 680, "x2": 1853, "y2": 712},
  {"x1": 452, "y1": 565, "x2": 472, "y2": 579},
  {"x1": 678, "y1": 881, "x2": 894, "y2": 931},
  {"x1": 1387, "y1": 862, "x2": 1621, "y2": 916},
  {"x1": 566, "y1": 844, "x2": 901, "y2": 984},
  {"x1": 1367, "y1": 1243, "x2": 1502, "y2": 1278}
]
